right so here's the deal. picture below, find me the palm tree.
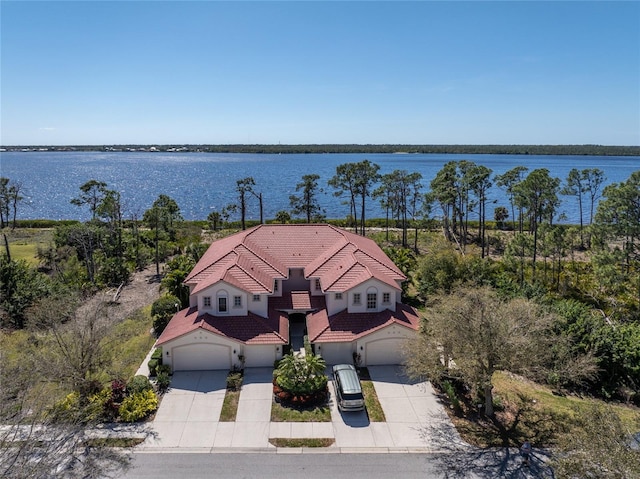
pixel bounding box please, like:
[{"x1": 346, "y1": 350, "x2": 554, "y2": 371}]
[{"x1": 275, "y1": 353, "x2": 327, "y2": 395}]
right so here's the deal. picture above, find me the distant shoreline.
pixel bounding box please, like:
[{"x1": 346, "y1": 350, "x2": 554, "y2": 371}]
[{"x1": 1, "y1": 144, "x2": 639, "y2": 156}]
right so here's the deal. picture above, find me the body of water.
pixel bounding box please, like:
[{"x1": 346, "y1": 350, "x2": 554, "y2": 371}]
[{"x1": 1, "y1": 151, "x2": 638, "y2": 224}]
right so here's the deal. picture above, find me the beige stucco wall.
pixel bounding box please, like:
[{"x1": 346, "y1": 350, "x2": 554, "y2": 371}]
[
  {"x1": 344, "y1": 278, "x2": 398, "y2": 315},
  {"x1": 197, "y1": 281, "x2": 249, "y2": 317}
]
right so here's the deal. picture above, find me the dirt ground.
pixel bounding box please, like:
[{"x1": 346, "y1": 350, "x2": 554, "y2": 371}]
[{"x1": 79, "y1": 264, "x2": 164, "y2": 322}]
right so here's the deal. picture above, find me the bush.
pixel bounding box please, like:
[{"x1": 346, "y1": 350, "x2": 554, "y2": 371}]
[
  {"x1": 441, "y1": 380, "x2": 462, "y2": 414},
  {"x1": 156, "y1": 364, "x2": 171, "y2": 375},
  {"x1": 119, "y1": 389, "x2": 158, "y2": 422},
  {"x1": 226, "y1": 372, "x2": 243, "y2": 391},
  {"x1": 128, "y1": 375, "x2": 152, "y2": 395},
  {"x1": 151, "y1": 347, "x2": 163, "y2": 360},
  {"x1": 155, "y1": 371, "x2": 171, "y2": 393},
  {"x1": 275, "y1": 353, "x2": 328, "y2": 396},
  {"x1": 88, "y1": 387, "x2": 115, "y2": 421},
  {"x1": 151, "y1": 295, "x2": 180, "y2": 335},
  {"x1": 48, "y1": 392, "x2": 80, "y2": 421},
  {"x1": 147, "y1": 358, "x2": 158, "y2": 377}
]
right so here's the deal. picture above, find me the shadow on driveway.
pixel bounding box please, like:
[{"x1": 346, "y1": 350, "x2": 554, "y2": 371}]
[
  {"x1": 167, "y1": 370, "x2": 228, "y2": 394},
  {"x1": 338, "y1": 408, "x2": 370, "y2": 428}
]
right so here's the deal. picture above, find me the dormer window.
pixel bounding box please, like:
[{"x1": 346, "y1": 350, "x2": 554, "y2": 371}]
[
  {"x1": 335, "y1": 292, "x2": 342, "y2": 300},
  {"x1": 203, "y1": 296, "x2": 211, "y2": 308},
  {"x1": 367, "y1": 292, "x2": 377, "y2": 309},
  {"x1": 218, "y1": 297, "x2": 227, "y2": 313},
  {"x1": 253, "y1": 294, "x2": 260, "y2": 302},
  {"x1": 274, "y1": 280, "x2": 279, "y2": 292},
  {"x1": 217, "y1": 291, "x2": 228, "y2": 314},
  {"x1": 233, "y1": 295, "x2": 242, "y2": 308},
  {"x1": 315, "y1": 278, "x2": 321, "y2": 291},
  {"x1": 383, "y1": 292, "x2": 390, "y2": 304},
  {"x1": 353, "y1": 293, "x2": 361, "y2": 305}
]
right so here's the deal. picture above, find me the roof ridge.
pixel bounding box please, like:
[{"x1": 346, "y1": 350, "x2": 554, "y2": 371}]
[
  {"x1": 231, "y1": 259, "x2": 272, "y2": 291},
  {"x1": 305, "y1": 239, "x2": 350, "y2": 277},
  {"x1": 251, "y1": 311, "x2": 288, "y2": 343},
  {"x1": 308, "y1": 320, "x2": 331, "y2": 342},
  {"x1": 239, "y1": 234, "x2": 288, "y2": 278},
  {"x1": 354, "y1": 247, "x2": 405, "y2": 279},
  {"x1": 324, "y1": 258, "x2": 371, "y2": 291},
  {"x1": 186, "y1": 231, "x2": 248, "y2": 280}
]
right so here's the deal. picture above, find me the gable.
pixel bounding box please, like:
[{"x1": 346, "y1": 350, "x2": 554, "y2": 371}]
[{"x1": 185, "y1": 224, "x2": 406, "y2": 296}]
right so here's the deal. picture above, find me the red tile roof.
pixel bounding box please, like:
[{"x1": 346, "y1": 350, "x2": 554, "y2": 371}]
[
  {"x1": 156, "y1": 306, "x2": 288, "y2": 346},
  {"x1": 185, "y1": 224, "x2": 405, "y2": 295},
  {"x1": 268, "y1": 291, "x2": 326, "y2": 312},
  {"x1": 307, "y1": 302, "x2": 421, "y2": 343},
  {"x1": 157, "y1": 295, "x2": 419, "y2": 346}
]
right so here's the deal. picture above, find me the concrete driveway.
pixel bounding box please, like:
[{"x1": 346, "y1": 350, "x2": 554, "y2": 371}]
[
  {"x1": 140, "y1": 365, "x2": 463, "y2": 452},
  {"x1": 366, "y1": 365, "x2": 463, "y2": 450},
  {"x1": 144, "y1": 370, "x2": 228, "y2": 448}
]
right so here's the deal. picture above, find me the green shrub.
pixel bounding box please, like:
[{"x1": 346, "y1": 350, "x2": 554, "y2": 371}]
[
  {"x1": 147, "y1": 358, "x2": 158, "y2": 377},
  {"x1": 88, "y1": 387, "x2": 114, "y2": 421},
  {"x1": 156, "y1": 364, "x2": 171, "y2": 375},
  {"x1": 275, "y1": 353, "x2": 327, "y2": 396},
  {"x1": 303, "y1": 335, "x2": 312, "y2": 356},
  {"x1": 226, "y1": 372, "x2": 243, "y2": 391},
  {"x1": 441, "y1": 380, "x2": 462, "y2": 414},
  {"x1": 155, "y1": 372, "x2": 171, "y2": 393},
  {"x1": 151, "y1": 295, "x2": 180, "y2": 335},
  {"x1": 128, "y1": 375, "x2": 152, "y2": 395},
  {"x1": 119, "y1": 389, "x2": 158, "y2": 422},
  {"x1": 48, "y1": 392, "x2": 80, "y2": 421}
]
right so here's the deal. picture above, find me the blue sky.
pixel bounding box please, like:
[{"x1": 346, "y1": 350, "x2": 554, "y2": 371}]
[{"x1": 1, "y1": 1, "x2": 638, "y2": 146}]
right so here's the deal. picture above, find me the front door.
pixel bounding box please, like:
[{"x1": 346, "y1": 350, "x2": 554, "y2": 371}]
[{"x1": 288, "y1": 312, "x2": 307, "y2": 353}]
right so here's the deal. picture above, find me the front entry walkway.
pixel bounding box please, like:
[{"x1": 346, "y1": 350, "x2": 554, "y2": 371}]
[{"x1": 139, "y1": 366, "x2": 463, "y2": 452}]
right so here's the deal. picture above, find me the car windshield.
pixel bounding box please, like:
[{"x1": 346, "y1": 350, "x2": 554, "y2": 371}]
[{"x1": 343, "y1": 392, "x2": 364, "y2": 401}]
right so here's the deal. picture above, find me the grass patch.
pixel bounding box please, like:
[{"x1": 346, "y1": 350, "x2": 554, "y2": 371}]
[
  {"x1": 2, "y1": 227, "x2": 53, "y2": 264},
  {"x1": 220, "y1": 389, "x2": 240, "y2": 422},
  {"x1": 84, "y1": 437, "x2": 145, "y2": 448},
  {"x1": 445, "y1": 371, "x2": 640, "y2": 448},
  {"x1": 361, "y1": 380, "x2": 385, "y2": 422},
  {"x1": 269, "y1": 438, "x2": 334, "y2": 448},
  {"x1": 271, "y1": 400, "x2": 331, "y2": 422},
  {"x1": 107, "y1": 306, "x2": 155, "y2": 380}
]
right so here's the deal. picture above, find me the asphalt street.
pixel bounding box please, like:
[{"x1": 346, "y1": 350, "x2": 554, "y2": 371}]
[{"x1": 122, "y1": 451, "x2": 553, "y2": 479}]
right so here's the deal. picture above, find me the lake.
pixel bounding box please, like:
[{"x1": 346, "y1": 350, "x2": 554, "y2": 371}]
[{"x1": 1, "y1": 151, "x2": 638, "y2": 224}]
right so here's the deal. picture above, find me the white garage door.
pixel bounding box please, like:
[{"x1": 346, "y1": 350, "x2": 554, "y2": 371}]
[
  {"x1": 365, "y1": 339, "x2": 406, "y2": 366},
  {"x1": 243, "y1": 345, "x2": 276, "y2": 367},
  {"x1": 172, "y1": 343, "x2": 231, "y2": 371}
]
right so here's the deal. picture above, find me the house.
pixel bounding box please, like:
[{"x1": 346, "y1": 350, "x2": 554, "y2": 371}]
[{"x1": 156, "y1": 224, "x2": 420, "y2": 371}]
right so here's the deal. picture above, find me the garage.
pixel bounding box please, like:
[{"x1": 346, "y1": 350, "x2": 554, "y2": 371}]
[
  {"x1": 364, "y1": 338, "x2": 407, "y2": 366},
  {"x1": 172, "y1": 343, "x2": 232, "y2": 371},
  {"x1": 243, "y1": 345, "x2": 277, "y2": 367}
]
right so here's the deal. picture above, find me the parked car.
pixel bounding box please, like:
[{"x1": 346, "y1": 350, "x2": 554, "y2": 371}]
[{"x1": 332, "y1": 364, "x2": 365, "y2": 411}]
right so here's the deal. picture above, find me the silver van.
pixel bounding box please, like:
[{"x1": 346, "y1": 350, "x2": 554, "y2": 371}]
[{"x1": 332, "y1": 364, "x2": 365, "y2": 411}]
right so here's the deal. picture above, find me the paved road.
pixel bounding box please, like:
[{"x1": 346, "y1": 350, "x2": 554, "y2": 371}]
[{"x1": 122, "y1": 451, "x2": 553, "y2": 479}]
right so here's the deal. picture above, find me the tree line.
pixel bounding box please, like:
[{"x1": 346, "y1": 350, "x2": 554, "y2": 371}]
[{"x1": 5, "y1": 143, "x2": 640, "y2": 156}]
